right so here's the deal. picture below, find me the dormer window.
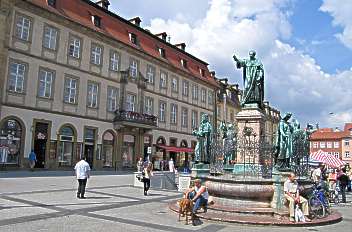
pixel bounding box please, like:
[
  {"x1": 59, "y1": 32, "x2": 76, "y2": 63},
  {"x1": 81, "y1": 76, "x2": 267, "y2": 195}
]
[
  {"x1": 47, "y1": 0, "x2": 56, "y2": 7},
  {"x1": 181, "y1": 59, "x2": 188, "y2": 68},
  {"x1": 92, "y1": 15, "x2": 101, "y2": 28},
  {"x1": 129, "y1": 32, "x2": 138, "y2": 45},
  {"x1": 159, "y1": 47, "x2": 166, "y2": 58},
  {"x1": 199, "y1": 68, "x2": 205, "y2": 77}
]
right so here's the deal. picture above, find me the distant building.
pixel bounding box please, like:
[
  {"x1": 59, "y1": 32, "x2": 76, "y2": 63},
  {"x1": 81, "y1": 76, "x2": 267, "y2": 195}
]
[{"x1": 310, "y1": 123, "x2": 352, "y2": 165}]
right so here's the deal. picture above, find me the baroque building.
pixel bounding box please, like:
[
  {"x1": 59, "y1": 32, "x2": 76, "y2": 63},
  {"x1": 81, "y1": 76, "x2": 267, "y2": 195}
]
[{"x1": 0, "y1": 0, "x2": 218, "y2": 170}]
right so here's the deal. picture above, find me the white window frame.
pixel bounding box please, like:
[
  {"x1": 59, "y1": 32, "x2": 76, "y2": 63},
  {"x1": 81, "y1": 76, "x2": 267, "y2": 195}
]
[
  {"x1": 192, "y1": 84, "x2": 198, "y2": 100},
  {"x1": 313, "y1": 142, "x2": 318, "y2": 149},
  {"x1": 130, "y1": 59, "x2": 138, "y2": 78},
  {"x1": 201, "y1": 88, "x2": 206, "y2": 103},
  {"x1": 344, "y1": 140, "x2": 350, "y2": 146},
  {"x1": 64, "y1": 78, "x2": 77, "y2": 104},
  {"x1": 170, "y1": 104, "x2": 177, "y2": 124},
  {"x1": 334, "y1": 141, "x2": 339, "y2": 148},
  {"x1": 87, "y1": 82, "x2": 99, "y2": 108},
  {"x1": 69, "y1": 37, "x2": 81, "y2": 58},
  {"x1": 191, "y1": 110, "x2": 198, "y2": 129},
  {"x1": 334, "y1": 152, "x2": 340, "y2": 159},
  {"x1": 159, "y1": 101, "x2": 166, "y2": 122},
  {"x1": 8, "y1": 62, "x2": 25, "y2": 93},
  {"x1": 126, "y1": 94, "x2": 136, "y2": 112},
  {"x1": 160, "y1": 71, "x2": 167, "y2": 88},
  {"x1": 182, "y1": 80, "x2": 189, "y2": 96},
  {"x1": 146, "y1": 65, "x2": 155, "y2": 84},
  {"x1": 43, "y1": 26, "x2": 58, "y2": 50},
  {"x1": 144, "y1": 97, "x2": 153, "y2": 115},
  {"x1": 16, "y1": 15, "x2": 31, "y2": 41},
  {"x1": 171, "y1": 77, "x2": 178, "y2": 92},
  {"x1": 107, "y1": 87, "x2": 118, "y2": 112},
  {"x1": 181, "y1": 108, "x2": 188, "y2": 128},
  {"x1": 345, "y1": 151, "x2": 350, "y2": 159},
  {"x1": 208, "y1": 91, "x2": 214, "y2": 105},
  {"x1": 327, "y1": 142, "x2": 332, "y2": 148},
  {"x1": 110, "y1": 51, "x2": 119, "y2": 71},
  {"x1": 91, "y1": 44, "x2": 102, "y2": 65},
  {"x1": 38, "y1": 69, "x2": 53, "y2": 98},
  {"x1": 320, "y1": 142, "x2": 325, "y2": 148}
]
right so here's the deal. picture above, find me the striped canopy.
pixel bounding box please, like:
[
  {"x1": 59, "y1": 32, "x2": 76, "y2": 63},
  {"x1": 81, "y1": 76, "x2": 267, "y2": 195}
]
[{"x1": 310, "y1": 149, "x2": 345, "y2": 168}]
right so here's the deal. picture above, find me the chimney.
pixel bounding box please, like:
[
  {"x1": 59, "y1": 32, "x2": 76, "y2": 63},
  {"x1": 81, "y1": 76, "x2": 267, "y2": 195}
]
[
  {"x1": 175, "y1": 43, "x2": 186, "y2": 51},
  {"x1": 96, "y1": 0, "x2": 110, "y2": 10},
  {"x1": 155, "y1": 32, "x2": 167, "y2": 41},
  {"x1": 129, "y1": 17, "x2": 142, "y2": 27}
]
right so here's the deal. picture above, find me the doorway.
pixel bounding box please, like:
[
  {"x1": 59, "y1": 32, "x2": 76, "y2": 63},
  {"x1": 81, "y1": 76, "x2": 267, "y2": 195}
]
[
  {"x1": 84, "y1": 144, "x2": 94, "y2": 168},
  {"x1": 33, "y1": 122, "x2": 49, "y2": 168}
]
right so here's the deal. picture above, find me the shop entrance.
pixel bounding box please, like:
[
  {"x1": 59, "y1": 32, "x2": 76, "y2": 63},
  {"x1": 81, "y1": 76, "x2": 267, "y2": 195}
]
[
  {"x1": 33, "y1": 122, "x2": 49, "y2": 168},
  {"x1": 84, "y1": 144, "x2": 94, "y2": 168}
]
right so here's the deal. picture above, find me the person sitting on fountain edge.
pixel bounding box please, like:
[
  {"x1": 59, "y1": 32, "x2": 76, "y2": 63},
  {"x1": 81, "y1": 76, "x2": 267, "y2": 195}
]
[
  {"x1": 185, "y1": 179, "x2": 209, "y2": 214},
  {"x1": 284, "y1": 173, "x2": 311, "y2": 222}
]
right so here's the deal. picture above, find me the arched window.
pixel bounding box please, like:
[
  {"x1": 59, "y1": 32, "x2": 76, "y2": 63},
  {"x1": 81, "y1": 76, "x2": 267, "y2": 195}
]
[
  {"x1": 0, "y1": 119, "x2": 23, "y2": 164},
  {"x1": 58, "y1": 125, "x2": 75, "y2": 166},
  {"x1": 102, "y1": 131, "x2": 114, "y2": 167}
]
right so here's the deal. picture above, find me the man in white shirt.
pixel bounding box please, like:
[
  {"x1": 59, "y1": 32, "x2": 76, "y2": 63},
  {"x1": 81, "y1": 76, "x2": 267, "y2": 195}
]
[
  {"x1": 312, "y1": 164, "x2": 323, "y2": 183},
  {"x1": 74, "y1": 157, "x2": 91, "y2": 199}
]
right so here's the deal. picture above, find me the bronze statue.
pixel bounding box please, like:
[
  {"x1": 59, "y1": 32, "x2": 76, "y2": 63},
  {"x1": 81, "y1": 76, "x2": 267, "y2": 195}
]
[
  {"x1": 193, "y1": 114, "x2": 213, "y2": 163},
  {"x1": 274, "y1": 112, "x2": 293, "y2": 170},
  {"x1": 233, "y1": 50, "x2": 264, "y2": 108}
]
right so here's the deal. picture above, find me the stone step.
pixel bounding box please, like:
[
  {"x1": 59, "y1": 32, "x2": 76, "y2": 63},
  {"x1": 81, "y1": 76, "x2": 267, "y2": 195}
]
[{"x1": 208, "y1": 204, "x2": 280, "y2": 216}]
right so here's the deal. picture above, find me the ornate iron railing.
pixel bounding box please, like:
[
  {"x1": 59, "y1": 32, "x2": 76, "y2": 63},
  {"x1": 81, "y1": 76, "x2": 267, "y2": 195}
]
[{"x1": 114, "y1": 110, "x2": 158, "y2": 127}]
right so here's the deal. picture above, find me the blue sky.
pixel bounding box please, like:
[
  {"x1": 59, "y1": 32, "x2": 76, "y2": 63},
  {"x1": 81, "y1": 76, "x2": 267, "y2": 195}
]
[{"x1": 107, "y1": 0, "x2": 352, "y2": 128}]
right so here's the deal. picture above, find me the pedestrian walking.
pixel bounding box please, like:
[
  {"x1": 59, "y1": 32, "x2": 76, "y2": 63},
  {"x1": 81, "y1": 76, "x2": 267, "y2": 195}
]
[
  {"x1": 28, "y1": 149, "x2": 37, "y2": 171},
  {"x1": 143, "y1": 162, "x2": 153, "y2": 196},
  {"x1": 337, "y1": 168, "x2": 349, "y2": 203},
  {"x1": 74, "y1": 157, "x2": 91, "y2": 199},
  {"x1": 169, "y1": 158, "x2": 175, "y2": 172},
  {"x1": 137, "y1": 157, "x2": 143, "y2": 172}
]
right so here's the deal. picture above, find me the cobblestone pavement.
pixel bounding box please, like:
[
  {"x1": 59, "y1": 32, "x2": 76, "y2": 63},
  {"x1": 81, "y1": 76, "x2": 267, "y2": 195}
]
[{"x1": 0, "y1": 172, "x2": 351, "y2": 232}]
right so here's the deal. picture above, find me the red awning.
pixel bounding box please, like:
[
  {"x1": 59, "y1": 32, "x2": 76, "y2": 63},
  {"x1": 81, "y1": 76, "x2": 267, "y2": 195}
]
[{"x1": 156, "y1": 145, "x2": 194, "y2": 153}]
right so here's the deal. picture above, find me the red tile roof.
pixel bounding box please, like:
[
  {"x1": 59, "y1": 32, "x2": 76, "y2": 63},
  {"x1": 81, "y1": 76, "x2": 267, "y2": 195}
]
[
  {"x1": 344, "y1": 123, "x2": 352, "y2": 131},
  {"x1": 310, "y1": 131, "x2": 349, "y2": 140},
  {"x1": 28, "y1": 0, "x2": 219, "y2": 88}
]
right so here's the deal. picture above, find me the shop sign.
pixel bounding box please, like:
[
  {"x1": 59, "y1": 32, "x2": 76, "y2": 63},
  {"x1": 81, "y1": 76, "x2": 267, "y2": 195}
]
[
  {"x1": 147, "y1": 146, "x2": 152, "y2": 154},
  {"x1": 178, "y1": 175, "x2": 191, "y2": 192}
]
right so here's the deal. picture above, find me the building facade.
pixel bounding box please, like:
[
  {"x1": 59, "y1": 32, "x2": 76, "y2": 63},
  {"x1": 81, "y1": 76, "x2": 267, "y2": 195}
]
[
  {"x1": 0, "y1": 0, "x2": 218, "y2": 170},
  {"x1": 310, "y1": 123, "x2": 352, "y2": 166}
]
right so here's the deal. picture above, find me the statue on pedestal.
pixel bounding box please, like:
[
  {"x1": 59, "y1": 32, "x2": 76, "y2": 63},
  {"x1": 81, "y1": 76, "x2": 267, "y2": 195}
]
[
  {"x1": 193, "y1": 114, "x2": 213, "y2": 163},
  {"x1": 274, "y1": 112, "x2": 293, "y2": 171},
  {"x1": 233, "y1": 50, "x2": 264, "y2": 108}
]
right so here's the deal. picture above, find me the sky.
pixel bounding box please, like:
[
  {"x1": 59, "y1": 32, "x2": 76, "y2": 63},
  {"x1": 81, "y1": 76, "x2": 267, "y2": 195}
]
[{"x1": 107, "y1": 0, "x2": 352, "y2": 129}]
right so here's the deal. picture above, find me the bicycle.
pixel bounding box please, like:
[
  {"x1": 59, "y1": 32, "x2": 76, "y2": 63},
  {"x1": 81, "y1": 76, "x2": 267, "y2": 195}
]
[
  {"x1": 328, "y1": 185, "x2": 340, "y2": 205},
  {"x1": 308, "y1": 184, "x2": 329, "y2": 219}
]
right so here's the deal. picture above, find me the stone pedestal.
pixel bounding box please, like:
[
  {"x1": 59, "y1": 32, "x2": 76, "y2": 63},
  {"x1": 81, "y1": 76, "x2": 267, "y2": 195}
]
[{"x1": 191, "y1": 163, "x2": 210, "y2": 178}]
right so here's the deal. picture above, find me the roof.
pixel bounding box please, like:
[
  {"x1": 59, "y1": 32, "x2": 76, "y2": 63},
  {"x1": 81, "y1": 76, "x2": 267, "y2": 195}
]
[
  {"x1": 344, "y1": 123, "x2": 352, "y2": 131},
  {"x1": 27, "y1": 0, "x2": 219, "y2": 88},
  {"x1": 310, "y1": 131, "x2": 348, "y2": 140}
]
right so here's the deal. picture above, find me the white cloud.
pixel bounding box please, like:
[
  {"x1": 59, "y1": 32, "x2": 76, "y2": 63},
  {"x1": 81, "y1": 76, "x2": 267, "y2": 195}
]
[
  {"x1": 320, "y1": 0, "x2": 352, "y2": 49},
  {"x1": 146, "y1": 0, "x2": 352, "y2": 128}
]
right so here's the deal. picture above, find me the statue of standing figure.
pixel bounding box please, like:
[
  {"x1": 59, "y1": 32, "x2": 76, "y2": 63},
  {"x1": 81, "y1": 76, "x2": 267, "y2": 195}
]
[
  {"x1": 233, "y1": 50, "x2": 264, "y2": 108},
  {"x1": 193, "y1": 114, "x2": 213, "y2": 163},
  {"x1": 224, "y1": 123, "x2": 237, "y2": 164},
  {"x1": 274, "y1": 112, "x2": 293, "y2": 171}
]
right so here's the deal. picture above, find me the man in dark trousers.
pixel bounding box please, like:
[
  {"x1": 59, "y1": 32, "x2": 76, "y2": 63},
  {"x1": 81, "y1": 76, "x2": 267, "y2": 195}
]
[
  {"x1": 74, "y1": 157, "x2": 91, "y2": 199},
  {"x1": 338, "y1": 168, "x2": 349, "y2": 203}
]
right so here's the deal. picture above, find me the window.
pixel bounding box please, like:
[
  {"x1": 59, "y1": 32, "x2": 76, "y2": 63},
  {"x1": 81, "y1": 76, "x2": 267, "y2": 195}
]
[
  {"x1": 126, "y1": 94, "x2": 136, "y2": 111},
  {"x1": 344, "y1": 140, "x2": 350, "y2": 146},
  {"x1": 8, "y1": 62, "x2": 26, "y2": 93},
  {"x1": 334, "y1": 152, "x2": 340, "y2": 159},
  {"x1": 345, "y1": 151, "x2": 350, "y2": 159},
  {"x1": 192, "y1": 84, "x2": 198, "y2": 100},
  {"x1": 160, "y1": 71, "x2": 167, "y2": 88},
  {"x1": 146, "y1": 65, "x2": 155, "y2": 84},
  {"x1": 217, "y1": 106, "x2": 221, "y2": 119},
  {"x1": 327, "y1": 142, "x2": 332, "y2": 148},
  {"x1": 107, "y1": 87, "x2": 118, "y2": 112},
  {"x1": 58, "y1": 126, "x2": 74, "y2": 166},
  {"x1": 43, "y1": 26, "x2": 58, "y2": 50},
  {"x1": 313, "y1": 142, "x2": 318, "y2": 148},
  {"x1": 68, "y1": 36, "x2": 81, "y2": 58},
  {"x1": 0, "y1": 119, "x2": 22, "y2": 165},
  {"x1": 208, "y1": 91, "x2": 214, "y2": 105},
  {"x1": 129, "y1": 32, "x2": 138, "y2": 45},
  {"x1": 191, "y1": 110, "x2": 198, "y2": 129},
  {"x1": 15, "y1": 15, "x2": 31, "y2": 41},
  {"x1": 181, "y1": 107, "x2": 188, "y2": 128},
  {"x1": 90, "y1": 44, "x2": 102, "y2": 65},
  {"x1": 129, "y1": 58, "x2": 138, "y2": 78},
  {"x1": 64, "y1": 77, "x2": 78, "y2": 104},
  {"x1": 92, "y1": 15, "x2": 101, "y2": 27},
  {"x1": 159, "y1": 47, "x2": 166, "y2": 58},
  {"x1": 47, "y1": 0, "x2": 56, "y2": 7},
  {"x1": 171, "y1": 76, "x2": 178, "y2": 92},
  {"x1": 201, "y1": 88, "x2": 206, "y2": 103},
  {"x1": 110, "y1": 51, "x2": 120, "y2": 71},
  {"x1": 159, "y1": 101, "x2": 166, "y2": 122},
  {"x1": 334, "y1": 141, "x2": 339, "y2": 148},
  {"x1": 170, "y1": 104, "x2": 178, "y2": 124},
  {"x1": 182, "y1": 80, "x2": 189, "y2": 96},
  {"x1": 181, "y1": 59, "x2": 187, "y2": 68},
  {"x1": 38, "y1": 69, "x2": 54, "y2": 98},
  {"x1": 144, "y1": 97, "x2": 154, "y2": 115},
  {"x1": 87, "y1": 82, "x2": 99, "y2": 108},
  {"x1": 320, "y1": 142, "x2": 325, "y2": 148},
  {"x1": 199, "y1": 68, "x2": 205, "y2": 77},
  {"x1": 102, "y1": 131, "x2": 114, "y2": 167}
]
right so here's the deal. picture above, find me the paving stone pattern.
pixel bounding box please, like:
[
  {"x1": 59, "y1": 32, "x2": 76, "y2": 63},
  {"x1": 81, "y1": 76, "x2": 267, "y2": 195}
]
[{"x1": 0, "y1": 172, "x2": 351, "y2": 231}]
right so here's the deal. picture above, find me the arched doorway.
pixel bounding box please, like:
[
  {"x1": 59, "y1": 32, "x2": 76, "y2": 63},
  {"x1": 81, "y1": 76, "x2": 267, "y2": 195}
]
[
  {"x1": 102, "y1": 130, "x2": 115, "y2": 167},
  {"x1": 155, "y1": 136, "x2": 166, "y2": 170},
  {"x1": 122, "y1": 134, "x2": 135, "y2": 168},
  {"x1": 0, "y1": 118, "x2": 24, "y2": 166},
  {"x1": 58, "y1": 125, "x2": 76, "y2": 167}
]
